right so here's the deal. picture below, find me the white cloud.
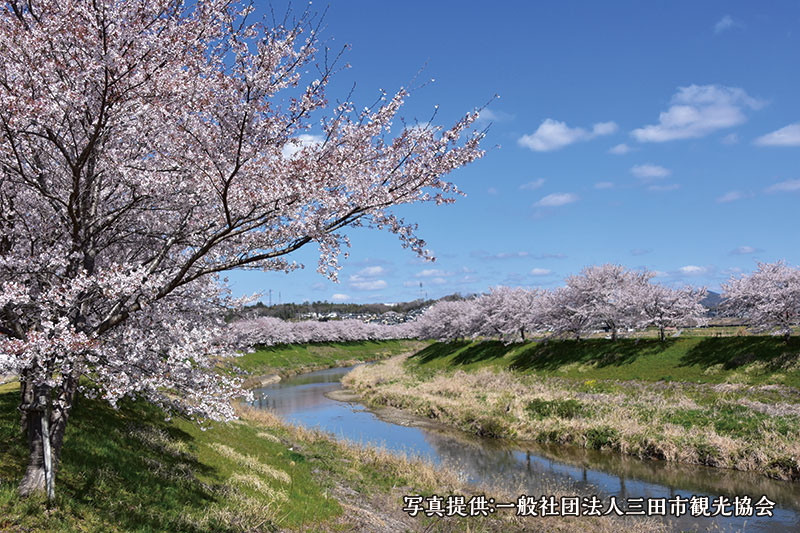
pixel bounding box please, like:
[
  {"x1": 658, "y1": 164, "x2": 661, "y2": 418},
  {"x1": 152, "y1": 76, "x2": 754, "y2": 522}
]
[
  {"x1": 476, "y1": 109, "x2": 514, "y2": 124},
  {"x1": 731, "y1": 246, "x2": 758, "y2": 255},
  {"x1": 350, "y1": 279, "x2": 388, "y2": 291},
  {"x1": 520, "y1": 178, "x2": 546, "y2": 190},
  {"x1": 429, "y1": 277, "x2": 448, "y2": 285},
  {"x1": 518, "y1": 119, "x2": 617, "y2": 152},
  {"x1": 592, "y1": 122, "x2": 618, "y2": 136},
  {"x1": 530, "y1": 268, "x2": 552, "y2": 276},
  {"x1": 766, "y1": 179, "x2": 800, "y2": 193},
  {"x1": 632, "y1": 85, "x2": 764, "y2": 142},
  {"x1": 471, "y1": 250, "x2": 529, "y2": 260},
  {"x1": 648, "y1": 183, "x2": 680, "y2": 192},
  {"x1": 631, "y1": 164, "x2": 671, "y2": 180},
  {"x1": 282, "y1": 133, "x2": 324, "y2": 158},
  {"x1": 714, "y1": 15, "x2": 740, "y2": 34},
  {"x1": 534, "y1": 193, "x2": 578, "y2": 207},
  {"x1": 608, "y1": 143, "x2": 631, "y2": 155},
  {"x1": 349, "y1": 271, "x2": 389, "y2": 290},
  {"x1": 357, "y1": 266, "x2": 386, "y2": 277},
  {"x1": 716, "y1": 190, "x2": 745, "y2": 203},
  {"x1": 679, "y1": 265, "x2": 707, "y2": 275},
  {"x1": 594, "y1": 181, "x2": 614, "y2": 189},
  {"x1": 415, "y1": 269, "x2": 450, "y2": 278},
  {"x1": 754, "y1": 124, "x2": 800, "y2": 147},
  {"x1": 331, "y1": 293, "x2": 350, "y2": 302}
]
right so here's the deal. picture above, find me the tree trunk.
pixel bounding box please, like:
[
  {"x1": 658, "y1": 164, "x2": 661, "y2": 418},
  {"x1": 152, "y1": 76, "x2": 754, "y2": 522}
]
[
  {"x1": 18, "y1": 375, "x2": 78, "y2": 498},
  {"x1": 611, "y1": 328, "x2": 618, "y2": 341},
  {"x1": 18, "y1": 384, "x2": 49, "y2": 497},
  {"x1": 520, "y1": 328, "x2": 525, "y2": 342},
  {"x1": 19, "y1": 368, "x2": 33, "y2": 435},
  {"x1": 659, "y1": 327, "x2": 666, "y2": 342},
  {"x1": 786, "y1": 330, "x2": 792, "y2": 344}
]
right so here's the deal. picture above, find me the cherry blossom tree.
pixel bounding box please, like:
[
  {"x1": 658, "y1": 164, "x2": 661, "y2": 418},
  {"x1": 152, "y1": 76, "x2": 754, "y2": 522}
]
[
  {"x1": 0, "y1": 0, "x2": 484, "y2": 496},
  {"x1": 563, "y1": 264, "x2": 648, "y2": 340},
  {"x1": 473, "y1": 286, "x2": 545, "y2": 343},
  {"x1": 635, "y1": 283, "x2": 708, "y2": 341},
  {"x1": 415, "y1": 299, "x2": 480, "y2": 342},
  {"x1": 540, "y1": 286, "x2": 593, "y2": 340},
  {"x1": 722, "y1": 261, "x2": 800, "y2": 342}
]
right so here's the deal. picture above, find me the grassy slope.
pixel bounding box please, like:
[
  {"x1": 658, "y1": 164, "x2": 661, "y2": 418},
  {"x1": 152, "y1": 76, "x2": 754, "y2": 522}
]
[
  {"x1": 344, "y1": 337, "x2": 800, "y2": 480},
  {"x1": 408, "y1": 337, "x2": 800, "y2": 387},
  {"x1": 0, "y1": 382, "x2": 341, "y2": 532},
  {"x1": 233, "y1": 339, "x2": 428, "y2": 377}
]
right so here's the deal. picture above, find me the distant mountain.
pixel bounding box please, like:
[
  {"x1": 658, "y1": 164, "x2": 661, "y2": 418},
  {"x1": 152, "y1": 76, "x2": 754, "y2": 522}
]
[{"x1": 701, "y1": 290, "x2": 723, "y2": 310}]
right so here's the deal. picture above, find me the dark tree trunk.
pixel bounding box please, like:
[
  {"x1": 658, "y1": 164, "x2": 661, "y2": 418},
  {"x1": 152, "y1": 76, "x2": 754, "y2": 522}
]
[
  {"x1": 659, "y1": 326, "x2": 666, "y2": 342},
  {"x1": 611, "y1": 328, "x2": 618, "y2": 341},
  {"x1": 19, "y1": 368, "x2": 33, "y2": 435},
  {"x1": 786, "y1": 330, "x2": 792, "y2": 344},
  {"x1": 18, "y1": 384, "x2": 49, "y2": 497},
  {"x1": 18, "y1": 374, "x2": 78, "y2": 498},
  {"x1": 520, "y1": 328, "x2": 525, "y2": 342}
]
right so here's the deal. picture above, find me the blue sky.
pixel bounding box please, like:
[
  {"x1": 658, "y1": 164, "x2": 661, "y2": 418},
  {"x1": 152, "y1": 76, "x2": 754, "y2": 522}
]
[{"x1": 228, "y1": 1, "x2": 800, "y2": 304}]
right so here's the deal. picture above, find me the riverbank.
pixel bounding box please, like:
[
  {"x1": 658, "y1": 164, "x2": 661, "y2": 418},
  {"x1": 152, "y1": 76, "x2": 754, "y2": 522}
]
[
  {"x1": 0, "y1": 343, "x2": 665, "y2": 532},
  {"x1": 343, "y1": 338, "x2": 800, "y2": 481},
  {"x1": 233, "y1": 339, "x2": 428, "y2": 387}
]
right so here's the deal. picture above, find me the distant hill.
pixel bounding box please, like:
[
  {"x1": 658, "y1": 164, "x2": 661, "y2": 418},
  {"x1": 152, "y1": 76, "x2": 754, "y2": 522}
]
[{"x1": 701, "y1": 290, "x2": 723, "y2": 310}]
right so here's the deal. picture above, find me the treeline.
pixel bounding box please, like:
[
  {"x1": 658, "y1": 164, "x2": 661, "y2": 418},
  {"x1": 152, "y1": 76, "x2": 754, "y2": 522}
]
[{"x1": 234, "y1": 299, "x2": 440, "y2": 320}]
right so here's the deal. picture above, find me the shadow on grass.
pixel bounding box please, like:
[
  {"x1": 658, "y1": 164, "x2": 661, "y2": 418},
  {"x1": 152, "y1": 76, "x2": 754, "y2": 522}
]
[
  {"x1": 680, "y1": 337, "x2": 800, "y2": 370},
  {"x1": 510, "y1": 339, "x2": 676, "y2": 372},
  {"x1": 451, "y1": 341, "x2": 512, "y2": 365},
  {"x1": 412, "y1": 341, "x2": 472, "y2": 364},
  {"x1": 0, "y1": 389, "x2": 225, "y2": 533}
]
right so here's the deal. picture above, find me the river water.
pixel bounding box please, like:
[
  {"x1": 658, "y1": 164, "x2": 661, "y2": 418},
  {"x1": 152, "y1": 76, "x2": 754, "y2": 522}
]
[{"x1": 251, "y1": 365, "x2": 800, "y2": 532}]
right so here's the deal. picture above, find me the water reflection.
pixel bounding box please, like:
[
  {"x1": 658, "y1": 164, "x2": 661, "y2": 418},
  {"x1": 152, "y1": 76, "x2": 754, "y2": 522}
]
[{"x1": 252, "y1": 366, "x2": 800, "y2": 532}]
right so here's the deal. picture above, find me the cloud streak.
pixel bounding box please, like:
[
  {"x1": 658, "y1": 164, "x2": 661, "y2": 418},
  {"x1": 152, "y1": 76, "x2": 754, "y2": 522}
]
[
  {"x1": 754, "y1": 124, "x2": 800, "y2": 147},
  {"x1": 534, "y1": 193, "x2": 578, "y2": 207},
  {"x1": 519, "y1": 119, "x2": 617, "y2": 152},
  {"x1": 631, "y1": 164, "x2": 671, "y2": 181}
]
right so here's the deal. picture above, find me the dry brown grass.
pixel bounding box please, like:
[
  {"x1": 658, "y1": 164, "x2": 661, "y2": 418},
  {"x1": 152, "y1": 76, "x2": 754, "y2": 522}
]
[
  {"x1": 345, "y1": 355, "x2": 800, "y2": 480},
  {"x1": 210, "y1": 442, "x2": 291, "y2": 484}
]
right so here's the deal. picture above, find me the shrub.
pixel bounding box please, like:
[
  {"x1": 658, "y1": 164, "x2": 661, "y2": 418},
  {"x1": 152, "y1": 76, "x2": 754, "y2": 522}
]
[{"x1": 525, "y1": 398, "x2": 590, "y2": 420}]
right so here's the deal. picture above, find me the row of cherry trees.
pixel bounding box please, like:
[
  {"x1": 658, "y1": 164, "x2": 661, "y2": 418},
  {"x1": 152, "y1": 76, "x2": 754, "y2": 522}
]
[
  {"x1": 229, "y1": 316, "x2": 416, "y2": 347},
  {"x1": 230, "y1": 261, "x2": 800, "y2": 348},
  {"x1": 416, "y1": 264, "x2": 708, "y2": 343}
]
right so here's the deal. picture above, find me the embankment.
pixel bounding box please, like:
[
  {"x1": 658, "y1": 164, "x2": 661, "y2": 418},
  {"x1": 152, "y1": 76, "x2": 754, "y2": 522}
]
[{"x1": 343, "y1": 338, "x2": 800, "y2": 480}]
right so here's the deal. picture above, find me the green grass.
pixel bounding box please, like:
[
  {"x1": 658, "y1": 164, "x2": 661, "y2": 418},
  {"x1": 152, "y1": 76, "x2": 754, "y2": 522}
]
[
  {"x1": 0, "y1": 383, "x2": 342, "y2": 532},
  {"x1": 525, "y1": 398, "x2": 591, "y2": 420},
  {"x1": 233, "y1": 339, "x2": 427, "y2": 377},
  {"x1": 408, "y1": 337, "x2": 800, "y2": 387}
]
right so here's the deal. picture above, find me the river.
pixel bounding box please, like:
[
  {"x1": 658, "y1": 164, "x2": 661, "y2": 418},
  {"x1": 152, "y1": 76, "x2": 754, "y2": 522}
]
[{"x1": 251, "y1": 365, "x2": 800, "y2": 532}]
